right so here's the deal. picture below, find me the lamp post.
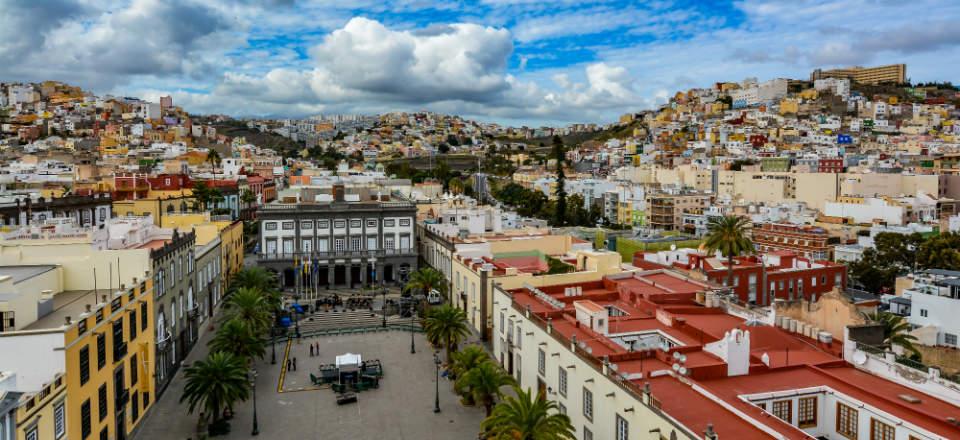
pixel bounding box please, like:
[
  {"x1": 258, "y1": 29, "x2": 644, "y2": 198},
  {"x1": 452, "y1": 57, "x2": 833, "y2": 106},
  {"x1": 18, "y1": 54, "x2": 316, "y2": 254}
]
[
  {"x1": 270, "y1": 334, "x2": 276, "y2": 365},
  {"x1": 249, "y1": 369, "x2": 259, "y2": 436},
  {"x1": 382, "y1": 287, "x2": 387, "y2": 328},
  {"x1": 410, "y1": 303, "x2": 416, "y2": 354},
  {"x1": 433, "y1": 352, "x2": 441, "y2": 413},
  {"x1": 294, "y1": 294, "x2": 301, "y2": 339}
]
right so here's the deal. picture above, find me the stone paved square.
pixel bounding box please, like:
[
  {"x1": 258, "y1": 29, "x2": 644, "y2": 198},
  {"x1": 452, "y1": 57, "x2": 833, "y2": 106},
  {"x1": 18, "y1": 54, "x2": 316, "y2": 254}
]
[{"x1": 136, "y1": 329, "x2": 486, "y2": 440}]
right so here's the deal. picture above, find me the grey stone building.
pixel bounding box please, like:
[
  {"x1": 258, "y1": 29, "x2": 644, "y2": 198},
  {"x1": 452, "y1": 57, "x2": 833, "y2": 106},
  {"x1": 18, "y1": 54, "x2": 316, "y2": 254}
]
[
  {"x1": 0, "y1": 193, "x2": 113, "y2": 227},
  {"x1": 150, "y1": 229, "x2": 196, "y2": 396},
  {"x1": 194, "y1": 233, "x2": 223, "y2": 322},
  {"x1": 257, "y1": 186, "x2": 417, "y2": 289}
]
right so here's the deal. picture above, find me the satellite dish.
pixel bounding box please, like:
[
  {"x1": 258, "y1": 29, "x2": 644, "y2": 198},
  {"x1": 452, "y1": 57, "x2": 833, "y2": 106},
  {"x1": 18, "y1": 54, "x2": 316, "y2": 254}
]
[
  {"x1": 853, "y1": 351, "x2": 868, "y2": 365},
  {"x1": 670, "y1": 244, "x2": 677, "y2": 251}
]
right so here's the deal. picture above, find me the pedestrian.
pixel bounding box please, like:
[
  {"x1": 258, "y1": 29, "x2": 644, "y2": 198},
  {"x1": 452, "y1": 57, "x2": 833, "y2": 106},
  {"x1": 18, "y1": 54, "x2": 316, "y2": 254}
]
[
  {"x1": 310, "y1": 345, "x2": 314, "y2": 357},
  {"x1": 287, "y1": 358, "x2": 291, "y2": 371},
  {"x1": 293, "y1": 357, "x2": 298, "y2": 371}
]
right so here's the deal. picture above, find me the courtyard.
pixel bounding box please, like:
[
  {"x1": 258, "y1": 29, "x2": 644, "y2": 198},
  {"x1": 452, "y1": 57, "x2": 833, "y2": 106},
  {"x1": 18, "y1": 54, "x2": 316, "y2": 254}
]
[{"x1": 135, "y1": 328, "x2": 486, "y2": 440}]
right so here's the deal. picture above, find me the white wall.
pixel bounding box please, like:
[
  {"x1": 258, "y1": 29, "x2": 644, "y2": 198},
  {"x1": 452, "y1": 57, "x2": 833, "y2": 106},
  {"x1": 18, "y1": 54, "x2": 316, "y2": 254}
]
[
  {"x1": 908, "y1": 291, "x2": 960, "y2": 347},
  {"x1": 0, "y1": 332, "x2": 64, "y2": 392}
]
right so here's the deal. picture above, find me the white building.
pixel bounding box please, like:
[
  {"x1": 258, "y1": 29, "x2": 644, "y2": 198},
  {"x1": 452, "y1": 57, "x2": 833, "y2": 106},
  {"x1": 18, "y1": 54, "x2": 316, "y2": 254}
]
[{"x1": 903, "y1": 269, "x2": 960, "y2": 348}]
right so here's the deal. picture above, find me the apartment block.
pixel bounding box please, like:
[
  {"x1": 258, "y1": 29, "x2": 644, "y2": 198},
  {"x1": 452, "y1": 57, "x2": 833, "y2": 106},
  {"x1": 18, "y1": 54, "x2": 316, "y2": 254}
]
[{"x1": 810, "y1": 64, "x2": 907, "y2": 85}]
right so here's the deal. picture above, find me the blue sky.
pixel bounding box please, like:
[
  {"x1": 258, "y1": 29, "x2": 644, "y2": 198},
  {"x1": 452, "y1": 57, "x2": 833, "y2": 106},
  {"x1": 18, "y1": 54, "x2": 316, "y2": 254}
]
[{"x1": 1, "y1": 0, "x2": 958, "y2": 126}]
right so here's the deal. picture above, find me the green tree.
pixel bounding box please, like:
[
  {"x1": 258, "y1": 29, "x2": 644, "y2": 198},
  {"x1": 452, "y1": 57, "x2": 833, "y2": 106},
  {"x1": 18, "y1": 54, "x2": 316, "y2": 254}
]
[
  {"x1": 704, "y1": 215, "x2": 754, "y2": 289},
  {"x1": 481, "y1": 386, "x2": 575, "y2": 440},
  {"x1": 207, "y1": 149, "x2": 222, "y2": 179},
  {"x1": 459, "y1": 361, "x2": 515, "y2": 416},
  {"x1": 405, "y1": 267, "x2": 448, "y2": 298},
  {"x1": 240, "y1": 189, "x2": 257, "y2": 213},
  {"x1": 916, "y1": 232, "x2": 960, "y2": 270},
  {"x1": 849, "y1": 232, "x2": 923, "y2": 293},
  {"x1": 222, "y1": 287, "x2": 272, "y2": 334},
  {"x1": 191, "y1": 181, "x2": 215, "y2": 211},
  {"x1": 422, "y1": 304, "x2": 470, "y2": 361},
  {"x1": 452, "y1": 345, "x2": 490, "y2": 403},
  {"x1": 864, "y1": 311, "x2": 920, "y2": 356},
  {"x1": 552, "y1": 135, "x2": 567, "y2": 226},
  {"x1": 180, "y1": 352, "x2": 250, "y2": 427},
  {"x1": 209, "y1": 319, "x2": 266, "y2": 362},
  {"x1": 229, "y1": 267, "x2": 279, "y2": 303}
]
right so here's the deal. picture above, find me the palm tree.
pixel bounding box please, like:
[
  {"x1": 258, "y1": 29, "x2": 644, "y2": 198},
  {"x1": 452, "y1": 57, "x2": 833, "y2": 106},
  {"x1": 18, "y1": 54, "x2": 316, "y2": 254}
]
[
  {"x1": 459, "y1": 361, "x2": 515, "y2": 416},
  {"x1": 230, "y1": 268, "x2": 281, "y2": 309},
  {"x1": 222, "y1": 287, "x2": 272, "y2": 334},
  {"x1": 406, "y1": 267, "x2": 448, "y2": 299},
  {"x1": 422, "y1": 304, "x2": 470, "y2": 361},
  {"x1": 191, "y1": 181, "x2": 214, "y2": 211},
  {"x1": 180, "y1": 352, "x2": 250, "y2": 426},
  {"x1": 481, "y1": 386, "x2": 575, "y2": 440},
  {"x1": 704, "y1": 215, "x2": 754, "y2": 289},
  {"x1": 864, "y1": 311, "x2": 920, "y2": 356},
  {"x1": 240, "y1": 189, "x2": 257, "y2": 219},
  {"x1": 452, "y1": 345, "x2": 490, "y2": 401},
  {"x1": 207, "y1": 149, "x2": 222, "y2": 179},
  {"x1": 210, "y1": 319, "x2": 266, "y2": 362}
]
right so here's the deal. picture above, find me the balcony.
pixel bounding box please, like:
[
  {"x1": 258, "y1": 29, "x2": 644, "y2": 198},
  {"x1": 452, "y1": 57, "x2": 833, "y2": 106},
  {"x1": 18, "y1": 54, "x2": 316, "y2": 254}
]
[{"x1": 258, "y1": 248, "x2": 417, "y2": 261}]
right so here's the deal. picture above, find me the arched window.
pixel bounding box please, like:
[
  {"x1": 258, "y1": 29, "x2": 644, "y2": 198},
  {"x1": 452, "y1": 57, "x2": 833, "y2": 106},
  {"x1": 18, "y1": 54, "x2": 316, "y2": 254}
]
[{"x1": 166, "y1": 204, "x2": 174, "y2": 214}]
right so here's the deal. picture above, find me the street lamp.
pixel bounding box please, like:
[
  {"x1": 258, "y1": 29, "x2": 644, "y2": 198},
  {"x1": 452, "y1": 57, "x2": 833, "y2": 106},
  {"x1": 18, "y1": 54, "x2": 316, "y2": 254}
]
[
  {"x1": 270, "y1": 334, "x2": 276, "y2": 365},
  {"x1": 382, "y1": 287, "x2": 387, "y2": 328},
  {"x1": 410, "y1": 303, "x2": 416, "y2": 354},
  {"x1": 433, "y1": 352, "x2": 441, "y2": 413},
  {"x1": 249, "y1": 369, "x2": 259, "y2": 436}
]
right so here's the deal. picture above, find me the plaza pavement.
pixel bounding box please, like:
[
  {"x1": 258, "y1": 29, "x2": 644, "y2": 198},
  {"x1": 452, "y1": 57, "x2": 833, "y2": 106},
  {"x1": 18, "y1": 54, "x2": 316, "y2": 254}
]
[{"x1": 135, "y1": 328, "x2": 486, "y2": 440}]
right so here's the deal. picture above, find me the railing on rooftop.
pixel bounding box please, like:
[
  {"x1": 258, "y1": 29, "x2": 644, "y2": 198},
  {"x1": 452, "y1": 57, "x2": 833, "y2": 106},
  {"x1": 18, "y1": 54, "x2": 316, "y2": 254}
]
[{"x1": 257, "y1": 248, "x2": 416, "y2": 261}]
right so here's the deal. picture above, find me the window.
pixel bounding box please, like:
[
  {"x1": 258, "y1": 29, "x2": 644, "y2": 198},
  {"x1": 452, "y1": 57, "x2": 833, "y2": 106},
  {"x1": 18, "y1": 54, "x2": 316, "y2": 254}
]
[
  {"x1": 300, "y1": 221, "x2": 313, "y2": 229},
  {"x1": 99, "y1": 384, "x2": 108, "y2": 421},
  {"x1": 281, "y1": 221, "x2": 294, "y2": 230},
  {"x1": 366, "y1": 219, "x2": 377, "y2": 228},
  {"x1": 318, "y1": 220, "x2": 330, "y2": 229},
  {"x1": 946, "y1": 333, "x2": 958, "y2": 346},
  {"x1": 350, "y1": 236, "x2": 361, "y2": 251},
  {"x1": 836, "y1": 402, "x2": 858, "y2": 439},
  {"x1": 265, "y1": 222, "x2": 277, "y2": 231},
  {"x1": 558, "y1": 402, "x2": 566, "y2": 415},
  {"x1": 384, "y1": 219, "x2": 396, "y2": 227},
  {"x1": 870, "y1": 419, "x2": 895, "y2": 440},
  {"x1": 384, "y1": 236, "x2": 395, "y2": 250},
  {"x1": 130, "y1": 354, "x2": 138, "y2": 386},
  {"x1": 615, "y1": 414, "x2": 629, "y2": 440},
  {"x1": 113, "y1": 318, "x2": 126, "y2": 360},
  {"x1": 367, "y1": 236, "x2": 377, "y2": 250},
  {"x1": 920, "y1": 309, "x2": 928, "y2": 317},
  {"x1": 558, "y1": 367, "x2": 568, "y2": 397},
  {"x1": 798, "y1": 397, "x2": 817, "y2": 428},
  {"x1": 399, "y1": 218, "x2": 411, "y2": 227},
  {"x1": 334, "y1": 220, "x2": 346, "y2": 229},
  {"x1": 141, "y1": 302, "x2": 148, "y2": 331},
  {"x1": 100, "y1": 427, "x2": 108, "y2": 440},
  {"x1": 334, "y1": 238, "x2": 346, "y2": 251},
  {"x1": 54, "y1": 401, "x2": 65, "y2": 438},
  {"x1": 583, "y1": 427, "x2": 593, "y2": 440},
  {"x1": 538, "y1": 349, "x2": 546, "y2": 375},
  {"x1": 582, "y1": 388, "x2": 593, "y2": 421},
  {"x1": 129, "y1": 310, "x2": 137, "y2": 341},
  {"x1": 317, "y1": 238, "x2": 329, "y2": 252},
  {"x1": 500, "y1": 312, "x2": 505, "y2": 333},
  {"x1": 81, "y1": 399, "x2": 92, "y2": 439},
  {"x1": 772, "y1": 399, "x2": 792, "y2": 423},
  {"x1": 350, "y1": 219, "x2": 362, "y2": 228},
  {"x1": 97, "y1": 333, "x2": 107, "y2": 369},
  {"x1": 515, "y1": 354, "x2": 521, "y2": 386},
  {"x1": 26, "y1": 428, "x2": 37, "y2": 440},
  {"x1": 132, "y1": 390, "x2": 139, "y2": 421},
  {"x1": 80, "y1": 345, "x2": 90, "y2": 385}
]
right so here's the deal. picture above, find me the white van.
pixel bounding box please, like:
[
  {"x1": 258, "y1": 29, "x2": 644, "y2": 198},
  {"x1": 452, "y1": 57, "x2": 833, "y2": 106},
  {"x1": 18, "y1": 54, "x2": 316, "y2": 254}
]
[{"x1": 427, "y1": 289, "x2": 443, "y2": 305}]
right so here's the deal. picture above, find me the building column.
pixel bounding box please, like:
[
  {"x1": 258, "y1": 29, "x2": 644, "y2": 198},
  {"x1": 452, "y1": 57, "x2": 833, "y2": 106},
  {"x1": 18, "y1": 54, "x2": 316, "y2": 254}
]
[
  {"x1": 360, "y1": 260, "x2": 367, "y2": 287},
  {"x1": 327, "y1": 263, "x2": 335, "y2": 288},
  {"x1": 345, "y1": 264, "x2": 353, "y2": 288},
  {"x1": 376, "y1": 263, "x2": 384, "y2": 287}
]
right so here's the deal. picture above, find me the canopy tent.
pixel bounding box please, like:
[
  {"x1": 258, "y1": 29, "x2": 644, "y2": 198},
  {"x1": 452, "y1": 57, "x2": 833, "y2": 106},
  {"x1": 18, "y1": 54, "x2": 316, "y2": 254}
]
[{"x1": 335, "y1": 353, "x2": 362, "y2": 369}]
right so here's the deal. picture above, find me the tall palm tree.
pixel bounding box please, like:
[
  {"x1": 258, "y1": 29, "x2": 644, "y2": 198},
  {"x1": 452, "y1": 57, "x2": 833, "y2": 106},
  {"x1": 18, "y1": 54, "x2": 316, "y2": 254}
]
[
  {"x1": 180, "y1": 352, "x2": 250, "y2": 426},
  {"x1": 864, "y1": 311, "x2": 920, "y2": 356},
  {"x1": 704, "y1": 215, "x2": 754, "y2": 289},
  {"x1": 422, "y1": 304, "x2": 470, "y2": 361},
  {"x1": 209, "y1": 319, "x2": 266, "y2": 362},
  {"x1": 406, "y1": 267, "x2": 448, "y2": 299},
  {"x1": 230, "y1": 267, "x2": 280, "y2": 306},
  {"x1": 459, "y1": 361, "x2": 515, "y2": 416},
  {"x1": 207, "y1": 149, "x2": 222, "y2": 179},
  {"x1": 452, "y1": 345, "x2": 491, "y2": 400},
  {"x1": 481, "y1": 386, "x2": 575, "y2": 440},
  {"x1": 222, "y1": 287, "x2": 272, "y2": 334}
]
